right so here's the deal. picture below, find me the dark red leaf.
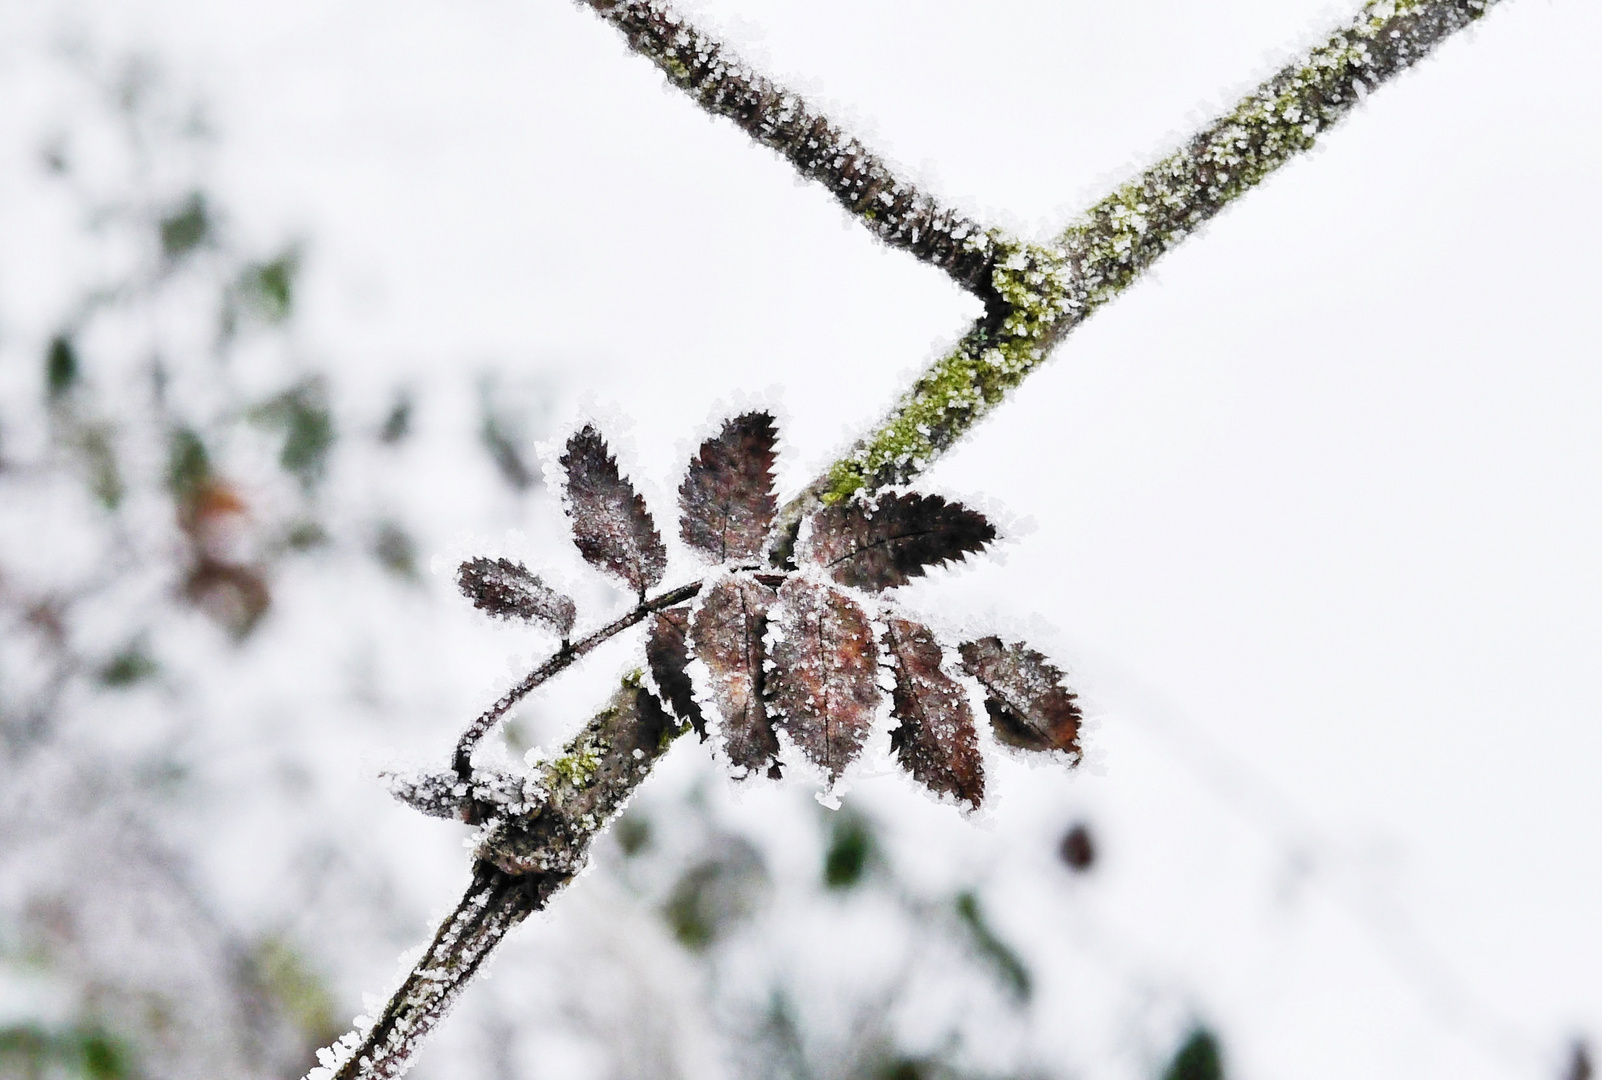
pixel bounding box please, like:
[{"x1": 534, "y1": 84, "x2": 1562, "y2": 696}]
[
  {"x1": 560, "y1": 425, "x2": 667, "y2": 595},
  {"x1": 646, "y1": 605, "x2": 705, "y2": 739},
  {"x1": 957, "y1": 636, "x2": 1082, "y2": 757},
  {"x1": 678, "y1": 412, "x2": 779, "y2": 563},
  {"x1": 883, "y1": 616, "x2": 984, "y2": 809},
  {"x1": 689, "y1": 574, "x2": 779, "y2": 776},
  {"x1": 801, "y1": 492, "x2": 995, "y2": 592},
  {"x1": 767, "y1": 576, "x2": 881, "y2": 782},
  {"x1": 456, "y1": 557, "x2": 576, "y2": 637}
]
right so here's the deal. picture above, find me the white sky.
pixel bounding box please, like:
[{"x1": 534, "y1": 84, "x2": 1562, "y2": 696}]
[{"x1": 3, "y1": 1, "x2": 1599, "y2": 1078}]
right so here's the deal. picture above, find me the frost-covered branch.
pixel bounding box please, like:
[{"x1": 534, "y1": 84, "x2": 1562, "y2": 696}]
[
  {"x1": 813, "y1": 0, "x2": 1505, "y2": 506},
  {"x1": 318, "y1": 681, "x2": 685, "y2": 1080},
  {"x1": 313, "y1": 3, "x2": 1511, "y2": 1076},
  {"x1": 580, "y1": 0, "x2": 1007, "y2": 295}
]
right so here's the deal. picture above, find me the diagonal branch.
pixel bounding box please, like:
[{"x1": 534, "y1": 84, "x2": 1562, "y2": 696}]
[
  {"x1": 317, "y1": 680, "x2": 684, "y2": 1080},
  {"x1": 809, "y1": 0, "x2": 1506, "y2": 510},
  {"x1": 580, "y1": 0, "x2": 1008, "y2": 296}
]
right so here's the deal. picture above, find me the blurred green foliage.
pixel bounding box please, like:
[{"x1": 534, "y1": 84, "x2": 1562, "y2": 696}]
[
  {"x1": 238, "y1": 251, "x2": 297, "y2": 323},
  {"x1": 823, "y1": 813, "x2": 874, "y2": 891},
  {"x1": 1160, "y1": 1029, "x2": 1223, "y2": 1080},
  {"x1": 165, "y1": 427, "x2": 210, "y2": 498},
  {"x1": 77, "y1": 426, "x2": 124, "y2": 511},
  {"x1": 0, "y1": 1023, "x2": 136, "y2": 1079},
  {"x1": 98, "y1": 641, "x2": 158, "y2": 688},
  {"x1": 953, "y1": 892, "x2": 1030, "y2": 1003},
  {"x1": 46, "y1": 336, "x2": 78, "y2": 401},
  {"x1": 255, "y1": 937, "x2": 339, "y2": 1047},
  {"x1": 379, "y1": 392, "x2": 412, "y2": 445},
  {"x1": 250, "y1": 381, "x2": 334, "y2": 488},
  {"x1": 158, "y1": 193, "x2": 209, "y2": 261},
  {"x1": 372, "y1": 522, "x2": 418, "y2": 580},
  {"x1": 614, "y1": 812, "x2": 652, "y2": 858}
]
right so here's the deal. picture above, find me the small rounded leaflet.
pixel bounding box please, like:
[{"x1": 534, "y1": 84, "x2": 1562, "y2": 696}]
[
  {"x1": 456, "y1": 556, "x2": 576, "y2": 638},
  {"x1": 559, "y1": 424, "x2": 667, "y2": 595},
  {"x1": 678, "y1": 412, "x2": 779, "y2": 564},
  {"x1": 883, "y1": 615, "x2": 984, "y2": 809},
  {"x1": 688, "y1": 574, "x2": 780, "y2": 777},
  {"x1": 800, "y1": 492, "x2": 996, "y2": 592},
  {"x1": 766, "y1": 575, "x2": 881, "y2": 782},
  {"x1": 957, "y1": 636, "x2": 1082, "y2": 758}
]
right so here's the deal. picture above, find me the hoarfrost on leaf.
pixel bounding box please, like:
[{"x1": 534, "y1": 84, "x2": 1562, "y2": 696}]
[
  {"x1": 801, "y1": 492, "x2": 996, "y2": 592},
  {"x1": 883, "y1": 616, "x2": 984, "y2": 809},
  {"x1": 957, "y1": 636, "x2": 1083, "y2": 758},
  {"x1": 560, "y1": 424, "x2": 667, "y2": 595},
  {"x1": 678, "y1": 411, "x2": 779, "y2": 563},
  {"x1": 766, "y1": 575, "x2": 880, "y2": 782},
  {"x1": 689, "y1": 574, "x2": 780, "y2": 776},
  {"x1": 456, "y1": 556, "x2": 576, "y2": 637}
]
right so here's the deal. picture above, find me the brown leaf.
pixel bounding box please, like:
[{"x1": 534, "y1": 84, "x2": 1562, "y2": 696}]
[
  {"x1": 957, "y1": 636, "x2": 1082, "y2": 757},
  {"x1": 456, "y1": 557, "x2": 576, "y2": 636},
  {"x1": 689, "y1": 574, "x2": 779, "y2": 776},
  {"x1": 678, "y1": 412, "x2": 779, "y2": 563},
  {"x1": 183, "y1": 559, "x2": 270, "y2": 640},
  {"x1": 801, "y1": 492, "x2": 996, "y2": 592},
  {"x1": 767, "y1": 576, "x2": 881, "y2": 781},
  {"x1": 560, "y1": 425, "x2": 667, "y2": 595},
  {"x1": 646, "y1": 605, "x2": 705, "y2": 739},
  {"x1": 883, "y1": 616, "x2": 984, "y2": 808}
]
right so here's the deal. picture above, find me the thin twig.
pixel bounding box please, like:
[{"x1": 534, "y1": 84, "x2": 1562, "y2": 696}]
[{"x1": 451, "y1": 579, "x2": 701, "y2": 776}]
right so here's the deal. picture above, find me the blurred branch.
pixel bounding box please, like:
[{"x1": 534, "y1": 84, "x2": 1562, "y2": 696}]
[{"x1": 313, "y1": 1, "x2": 1510, "y2": 1075}]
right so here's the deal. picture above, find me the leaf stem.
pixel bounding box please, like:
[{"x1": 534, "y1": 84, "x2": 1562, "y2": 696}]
[{"x1": 451, "y1": 579, "x2": 702, "y2": 777}]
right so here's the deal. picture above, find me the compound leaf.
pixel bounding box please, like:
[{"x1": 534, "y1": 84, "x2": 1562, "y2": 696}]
[
  {"x1": 560, "y1": 425, "x2": 667, "y2": 594},
  {"x1": 456, "y1": 557, "x2": 576, "y2": 637},
  {"x1": 957, "y1": 636, "x2": 1082, "y2": 757},
  {"x1": 767, "y1": 576, "x2": 880, "y2": 781},
  {"x1": 689, "y1": 575, "x2": 780, "y2": 776},
  {"x1": 883, "y1": 616, "x2": 984, "y2": 809},
  {"x1": 801, "y1": 492, "x2": 995, "y2": 592},
  {"x1": 679, "y1": 412, "x2": 779, "y2": 563},
  {"x1": 647, "y1": 605, "x2": 705, "y2": 739}
]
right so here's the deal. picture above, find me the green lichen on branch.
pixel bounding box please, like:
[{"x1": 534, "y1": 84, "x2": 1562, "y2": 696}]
[
  {"x1": 819, "y1": 0, "x2": 1503, "y2": 504},
  {"x1": 822, "y1": 240, "x2": 1075, "y2": 503},
  {"x1": 542, "y1": 735, "x2": 605, "y2": 791},
  {"x1": 1060, "y1": 0, "x2": 1501, "y2": 309}
]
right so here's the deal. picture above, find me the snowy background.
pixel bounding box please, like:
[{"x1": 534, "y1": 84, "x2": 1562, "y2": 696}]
[{"x1": 1, "y1": 1, "x2": 1598, "y2": 1078}]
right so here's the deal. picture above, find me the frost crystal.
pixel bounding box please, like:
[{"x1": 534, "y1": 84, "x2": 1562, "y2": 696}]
[
  {"x1": 560, "y1": 424, "x2": 667, "y2": 595},
  {"x1": 689, "y1": 574, "x2": 780, "y2": 776},
  {"x1": 767, "y1": 575, "x2": 880, "y2": 782},
  {"x1": 958, "y1": 637, "x2": 1082, "y2": 758},
  {"x1": 802, "y1": 492, "x2": 996, "y2": 591},
  {"x1": 678, "y1": 411, "x2": 778, "y2": 563},
  {"x1": 456, "y1": 556, "x2": 576, "y2": 637},
  {"x1": 883, "y1": 616, "x2": 984, "y2": 809}
]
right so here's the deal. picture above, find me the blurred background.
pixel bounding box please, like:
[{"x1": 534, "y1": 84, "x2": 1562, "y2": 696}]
[{"x1": 1, "y1": 1, "x2": 1598, "y2": 1078}]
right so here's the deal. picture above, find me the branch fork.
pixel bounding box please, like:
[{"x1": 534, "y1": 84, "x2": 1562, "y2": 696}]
[{"x1": 311, "y1": 2, "x2": 1509, "y2": 1076}]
